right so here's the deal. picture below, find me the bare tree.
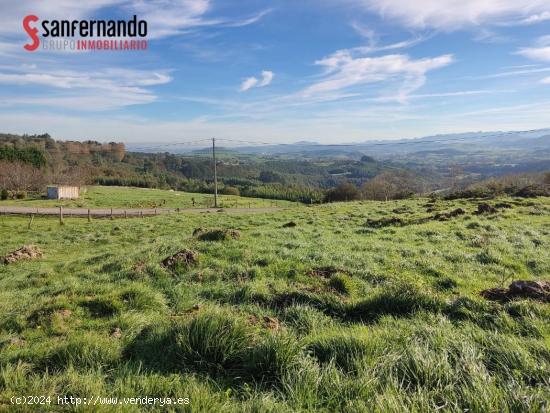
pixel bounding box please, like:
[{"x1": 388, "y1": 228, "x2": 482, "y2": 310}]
[{"x1": 0, "y1": 161, "x2": 46, "y2": 191}]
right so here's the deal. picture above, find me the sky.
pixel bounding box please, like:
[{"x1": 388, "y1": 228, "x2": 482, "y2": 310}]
[{"x1": 1, "y1": 0, "x2": 550, "y2": 145}]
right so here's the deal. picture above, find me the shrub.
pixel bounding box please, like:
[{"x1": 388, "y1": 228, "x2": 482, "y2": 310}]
[
  {"x1": 222, "y1": 186, "x2": 240, "y2": 196},
  {"x1": 0, "y1": 189, "x2": 8, "y2": 200},
  {"x1": 15, "y1": 191, "x2": 27, "y2": 199}
]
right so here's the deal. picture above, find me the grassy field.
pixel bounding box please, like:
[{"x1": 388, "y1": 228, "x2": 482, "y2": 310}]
[
  {"x1": 0, "y1": 191, "x2": 549, "y2": 412},
  {"x1": 0, "y1": 186, "x2": 296, "y2": 209}
]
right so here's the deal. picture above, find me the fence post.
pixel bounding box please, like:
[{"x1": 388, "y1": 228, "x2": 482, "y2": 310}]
[
  {"x1": 124, "y1": 210, "x2": 127, "y2": 219},
  {"x1": 28, "y1": 214, "x2": 34, "y2": 229},
  {"x1": 87, "y1": 209, "x2": 91, "y2": 222},
  {"x1": 140, "y1": 210, "x2": 143, "y2": 219},
  {"x1": 155, "y1": 208, "x2": 157, "y2": 215},
  {"x1": 59, "y1": 206, "x2": 64, "y2": 225},
  {"x1": 110, "y1": 208, "x2": 114, "y2": 220}
]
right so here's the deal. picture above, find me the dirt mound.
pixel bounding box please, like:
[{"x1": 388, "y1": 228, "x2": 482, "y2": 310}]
[
  {"x1": 365, "y1": 217, "x2": 403, "y2": 228},
  {"x1": 480, "y1": 280, "x2": 550, "y2": 302},
  {"x1": 3, "y1": 245, "x2": 43, "y2": 264},
  {"x1": 475, "y1": 203, "x2": 497, "y2": 215},
  {"x1": 193, "y1": 228, "x2": 240, "y2": 241},
  {"x1": 433, "y1": 208, "x2": 466, "y2": 221},
  {"x1": 494, "y1": 202, "x2": 512, "y2": 209},
  {"x1": 282, "y1": 221, "x2": 297, "y2": 228},
  {"x1": 161, "y1": 249, "x2": 199, "y2": 269},
  {"x1": 308, "y1": 266, "x2": 345, "y2": 278}
]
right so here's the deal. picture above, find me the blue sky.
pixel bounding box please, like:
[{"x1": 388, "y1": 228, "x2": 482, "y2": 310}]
[{"x1": 1, "y1": 0, "x2": 550, "y2": 144}]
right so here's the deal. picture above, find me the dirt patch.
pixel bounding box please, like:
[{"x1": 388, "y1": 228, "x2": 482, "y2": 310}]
[
  {"x1": 3, "y1": 245, "x2": 43, "y2": 264},
  {"x1": 9, "y1": 337, "x2": 26, "y2": 347},
  {"x1": 365, "y1": 217, "x2": 403, "y2": 228},
  {"x1": 308, "y1": 266, "x2": 345, "y2": 278},
  {"x1": 111, "y1": 327, "x2": 122, "y2": 339},
  {"x1": 282, "y1": 221, "x2": 297, "y2": 228},
  {"x1": 193, "y1": 228, "x2": 240, "y2": 241},
  {"x1": 480, "y1": 280, "x2": 550, "y2": 303},
  {"x1": 475, "y1": 203, "x2": 497, "y2": 215},
  {"x1": 433, "y1": 208, "x2": 466, "y2": 221},
  {"x1": 161, "y1": 249, "x2": 199, "y2": 269},
  {"x1": 57, "y1": 309, "x2": 72, "y2": 318},
  {"x1": 262, "y1": 315, "x2": 280, "y2": 330}
]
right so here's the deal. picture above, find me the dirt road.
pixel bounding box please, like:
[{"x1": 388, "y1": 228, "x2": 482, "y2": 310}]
[{"x1": 0, "y1": 206, "x2": 282, "y2": 218}]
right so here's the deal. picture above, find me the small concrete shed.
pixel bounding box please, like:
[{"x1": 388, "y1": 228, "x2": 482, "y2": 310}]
[{"x1": 47, "y1": 185, "x2": 80, "y2": 200}]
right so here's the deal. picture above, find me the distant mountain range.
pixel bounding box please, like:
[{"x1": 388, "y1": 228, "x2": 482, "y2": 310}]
[
  {"x1": 220, "y1": 129, "x2": 550, "y2": 159},
  {"x1": 128, "y1": 128, "x2": 550, "y2": 161}
]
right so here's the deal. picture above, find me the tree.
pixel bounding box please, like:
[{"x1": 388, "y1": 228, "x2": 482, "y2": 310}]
[
  {"x1": 0, "y1": 161, "x2": 46, "y2": 191},
  {"x1": 360, "y1": 155, "x2": 376, "y2": 163},
  {"x1": 362, "y1": 171, "x2": 421, "y2": 201},
  {"x1": 324, "y1": 182, "x2": 361, "y2": 203},
  {"x1": 222, "y1": 186, "x2": 240, "y2": 196},
  {"x1": 259, "y1": 170, "x2": 284, "y2": 184}
]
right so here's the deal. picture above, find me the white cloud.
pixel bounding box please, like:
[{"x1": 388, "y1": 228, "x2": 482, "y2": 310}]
[
  {"x1": 239, "y1": 70, "x2": 274, "y2": 91},
  {"x1": 519, "y1": 11, "x2": 550, "y2": 24},
  {"x1": 258, "y1": 70, "x2": 274, "y2": 87},
  {"x1": 541, "y1": 76, "x2": 550, "y2": 84},
  {"x1": 516, "y1": 46, "x2": 550, "y2": 62},
  {"x1": 223, "y1": 8, "x2": 273, "y2": 28},
  {"x1": 301, "y1": 50, "x2": 453, "y2": 101},
  {"x1": 0, "y1": 67, "x2": 172, "y2": 110},
  {"x1": 240, "y1": 76, "x2": 259, "y2": 91},
  {"x1": 356, "y1": 0, "x2": 550, "y2": 30}
]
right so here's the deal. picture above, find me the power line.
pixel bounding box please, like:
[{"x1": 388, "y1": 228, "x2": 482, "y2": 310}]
[
  {"x1": 131, "y1": 138, "x2": 212, "y2": 152},
  {"x1": 132, "y1": 128, "x2": 545, "y2": 152},
  {"x1": 216, "y1": 129, "x2": 544, "y2": 148}
]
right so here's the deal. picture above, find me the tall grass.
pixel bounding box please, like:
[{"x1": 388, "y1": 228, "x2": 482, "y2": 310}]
[{"x1": 0, "y1": 193, "x2": 548, "y2": 411}]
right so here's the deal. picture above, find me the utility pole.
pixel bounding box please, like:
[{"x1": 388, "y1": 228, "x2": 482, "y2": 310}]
[{"x1": 212, "y1": 137, "x2": 218, "y2": 208}]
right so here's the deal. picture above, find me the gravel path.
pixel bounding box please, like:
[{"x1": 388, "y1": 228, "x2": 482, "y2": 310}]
[{"x1": 0, "y1": 206, "x2": 282, "y2": 217}]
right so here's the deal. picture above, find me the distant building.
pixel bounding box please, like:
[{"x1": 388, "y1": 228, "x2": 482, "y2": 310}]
[{"x1": 47, "y1": 185, "x2": 80, "y2": 200}]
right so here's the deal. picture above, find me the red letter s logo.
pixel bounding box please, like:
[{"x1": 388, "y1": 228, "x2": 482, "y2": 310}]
[{"x1": 23, "y1": 15, "x2": 40, "y2": 51}]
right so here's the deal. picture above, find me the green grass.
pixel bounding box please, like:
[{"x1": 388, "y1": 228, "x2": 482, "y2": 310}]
[
  {"x1": 0, "y1": 193, "x2": 549, "y2": 411},
  {"x1": 0, "y1": 185, "x2": 296, "y2": 209}
]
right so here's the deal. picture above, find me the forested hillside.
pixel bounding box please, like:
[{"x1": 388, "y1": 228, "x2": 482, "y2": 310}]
[{"x1": 0, "y1": 133, "x2": 397, "y2": 202}]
